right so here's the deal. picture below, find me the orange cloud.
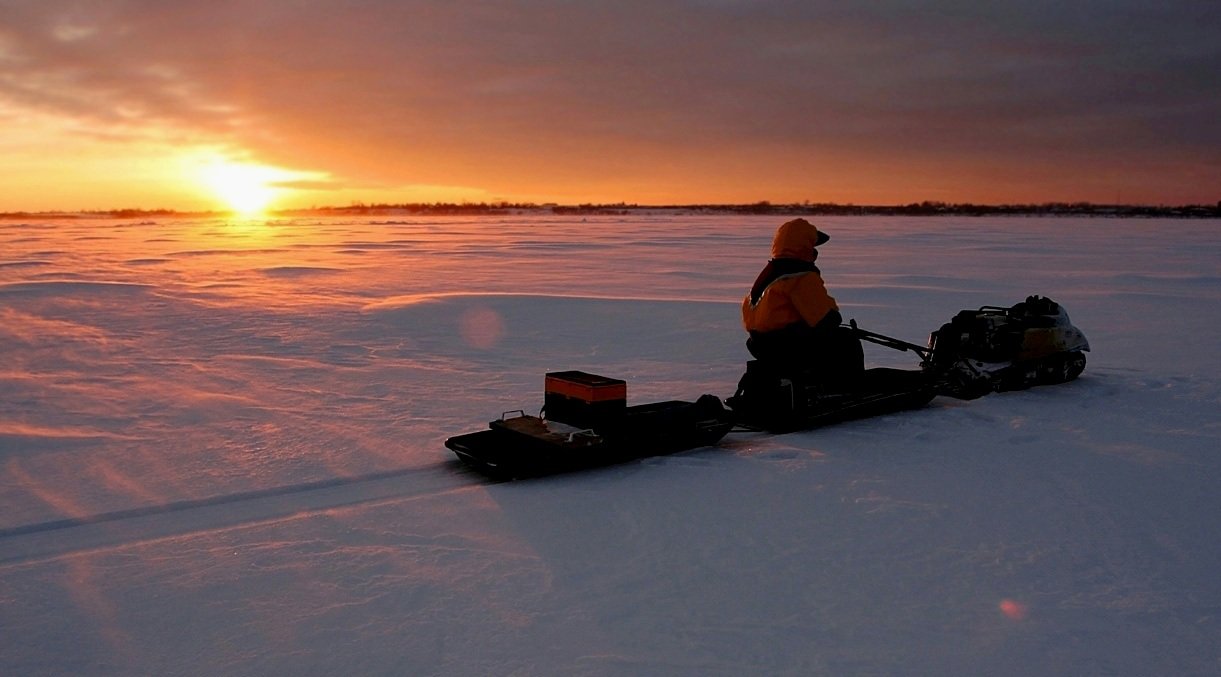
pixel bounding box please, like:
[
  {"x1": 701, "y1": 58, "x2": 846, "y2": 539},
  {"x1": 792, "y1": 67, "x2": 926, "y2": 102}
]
[{"x1": 1, "y1": 1, "x2": 1217, "y2": 210}]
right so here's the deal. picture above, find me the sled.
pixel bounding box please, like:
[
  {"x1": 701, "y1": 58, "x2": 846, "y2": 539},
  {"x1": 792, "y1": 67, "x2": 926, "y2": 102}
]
[
  {"x1": 446, "y1": 371, "x2": 734, "y2": 479},
  {"x1": 446, "y1": 296, "x2": 1091, "y2": 477},
  {"x1": 726, "y1": 364, "x2": 937, "y2": 433}
]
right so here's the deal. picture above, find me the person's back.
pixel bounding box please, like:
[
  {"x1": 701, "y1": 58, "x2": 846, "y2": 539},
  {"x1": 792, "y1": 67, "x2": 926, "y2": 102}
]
[{"x1": 741, "y1": 218, "x2": 863, "y2": 382}]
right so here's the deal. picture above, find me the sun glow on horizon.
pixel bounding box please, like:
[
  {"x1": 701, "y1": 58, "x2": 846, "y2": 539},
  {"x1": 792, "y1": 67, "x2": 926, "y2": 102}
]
[
  {"x1": 201, "y1": 163, "x2": 276, "y2": 215},
  {"x1": 192, "y1": 155, "x2": 327, "y2": 216}
]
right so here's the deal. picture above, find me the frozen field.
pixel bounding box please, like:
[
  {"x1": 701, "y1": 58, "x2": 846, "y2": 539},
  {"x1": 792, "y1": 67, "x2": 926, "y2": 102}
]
[{"x1": 2, "y1": 214, "x2": 1219, "y2": 675}]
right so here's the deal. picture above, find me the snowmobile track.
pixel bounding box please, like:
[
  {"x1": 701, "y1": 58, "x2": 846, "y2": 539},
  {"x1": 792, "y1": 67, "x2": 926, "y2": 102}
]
[{"x1": 0, "y1": 462, "x2": 487, "y2": 566}]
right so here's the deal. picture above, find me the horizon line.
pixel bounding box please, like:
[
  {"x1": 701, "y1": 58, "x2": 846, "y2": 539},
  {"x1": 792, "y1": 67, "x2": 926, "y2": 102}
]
[{"x1": 3, "y1": 198, "x2": 1220, "y2": 219}]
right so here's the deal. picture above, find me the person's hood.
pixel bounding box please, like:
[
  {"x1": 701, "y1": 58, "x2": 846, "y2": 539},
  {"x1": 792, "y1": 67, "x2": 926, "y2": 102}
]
[{"x1": 770, "y1": 218, "x2": 830, "y2": 261}]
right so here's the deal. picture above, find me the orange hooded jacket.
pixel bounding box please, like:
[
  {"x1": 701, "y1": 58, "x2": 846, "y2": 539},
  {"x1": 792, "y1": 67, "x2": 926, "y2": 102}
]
[{"x1": 741, "y1": 219, "x2": 838, "y2": 333}]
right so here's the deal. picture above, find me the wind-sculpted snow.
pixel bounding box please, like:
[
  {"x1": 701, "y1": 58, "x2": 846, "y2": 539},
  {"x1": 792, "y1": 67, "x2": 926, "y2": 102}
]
[
  {"x1": 0, "y1": 279, "x2": 155, "y2": 297},
  {"x1": 1, "y1": 215, "x2": 1218, "y2": 675}
]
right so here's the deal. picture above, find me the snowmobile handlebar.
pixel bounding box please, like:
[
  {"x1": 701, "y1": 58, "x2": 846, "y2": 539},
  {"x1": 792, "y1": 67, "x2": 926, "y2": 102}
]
[{"x1": 844, "y1": 320, "x2": 932, "y2": 359}]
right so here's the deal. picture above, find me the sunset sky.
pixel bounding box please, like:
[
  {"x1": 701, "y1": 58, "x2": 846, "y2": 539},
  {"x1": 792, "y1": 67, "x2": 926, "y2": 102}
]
[{"x1": 1, "y1": 1, "x2": 1217, "y2": 212}]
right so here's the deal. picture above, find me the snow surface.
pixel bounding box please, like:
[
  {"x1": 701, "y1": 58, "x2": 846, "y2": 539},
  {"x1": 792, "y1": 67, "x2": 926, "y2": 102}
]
[{"x1": 1, "y1": 214, "x2": 1219, "y2": 675}]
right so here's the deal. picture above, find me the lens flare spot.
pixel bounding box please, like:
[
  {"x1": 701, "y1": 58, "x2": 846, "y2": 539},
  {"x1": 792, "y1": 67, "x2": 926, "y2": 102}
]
[
  {"x1": 999, "y1": 598, "x2": 1028, "y2": 620},
  {"x1": 460, "y1": 306, "x2": 504, "y2": 349}
]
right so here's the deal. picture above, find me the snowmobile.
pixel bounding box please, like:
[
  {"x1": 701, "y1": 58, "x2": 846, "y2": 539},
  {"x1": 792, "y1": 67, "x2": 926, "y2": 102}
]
[
  {"x1": 726, "y1": 295, "x2": 1090, "y2": 431},
  {"x1": 446, "y1": 296, "x2": 1089, "y2": 477},
  {"x1": 920, "y1": 295, "x2": 1090, "y2": 399}
]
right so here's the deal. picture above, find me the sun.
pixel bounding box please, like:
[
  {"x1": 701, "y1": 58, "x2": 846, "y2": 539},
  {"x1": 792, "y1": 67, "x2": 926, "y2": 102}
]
[
  {"x1": 199, "y1": 161, "x2": 282, "y2": 216},
  {"x1": 185, "y1": 151, "x2": 330, "y2": 217}
]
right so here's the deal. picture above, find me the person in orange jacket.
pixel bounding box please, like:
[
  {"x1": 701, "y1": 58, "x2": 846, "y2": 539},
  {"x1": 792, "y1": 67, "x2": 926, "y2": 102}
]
[{"x1": 741, "y1": 218, "x2": 863, "y2": 380}]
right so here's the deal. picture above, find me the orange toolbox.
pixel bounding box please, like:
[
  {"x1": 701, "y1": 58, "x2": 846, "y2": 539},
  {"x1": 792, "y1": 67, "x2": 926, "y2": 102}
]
[{"x1": 543, "y1": 371, "x2": 627, "y2": 430}]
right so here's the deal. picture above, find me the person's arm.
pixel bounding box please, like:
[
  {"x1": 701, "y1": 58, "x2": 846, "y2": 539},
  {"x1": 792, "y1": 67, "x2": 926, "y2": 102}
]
[{"x1": 790, "y1": 273, "x2": 839, "y2": 329}]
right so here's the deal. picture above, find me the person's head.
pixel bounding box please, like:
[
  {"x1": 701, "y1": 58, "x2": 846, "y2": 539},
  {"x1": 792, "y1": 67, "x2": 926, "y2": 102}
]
[{"x1": 770, "y1": 218, "x2": 830, "y2": 262}]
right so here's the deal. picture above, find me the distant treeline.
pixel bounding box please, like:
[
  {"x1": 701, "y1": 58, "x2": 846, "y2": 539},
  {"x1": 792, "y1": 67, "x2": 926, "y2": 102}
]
[
  {"x1": 4, "y1": 201, "x2": 1219, "y2": 219},
  {"x1": 290, "y1": 200, "x2": 1221, "y2": 218}
]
